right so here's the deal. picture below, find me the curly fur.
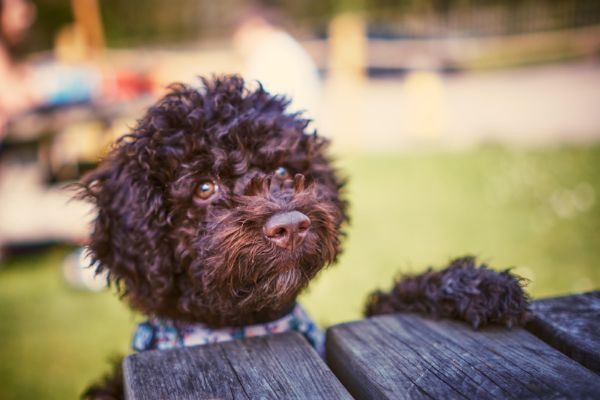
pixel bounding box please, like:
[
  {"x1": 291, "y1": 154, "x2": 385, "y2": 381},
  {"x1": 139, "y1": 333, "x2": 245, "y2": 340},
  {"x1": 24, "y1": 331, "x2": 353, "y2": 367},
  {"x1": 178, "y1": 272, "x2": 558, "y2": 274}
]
[
  {"x1": 79, "y1": 75, "x2": 348, "y2": 400},
  {"x1": 78, "y1": 76, "x2": 347, "y2": 328},
  {"x1": 82, "y1": 358, "x2": 124, "y2": 400},
  {"x1": 79, "y1": 75, "x2": 528, "y2": 399},
  {"x1": 365, "y1": 256, "x2": 530, "y2": 329}
]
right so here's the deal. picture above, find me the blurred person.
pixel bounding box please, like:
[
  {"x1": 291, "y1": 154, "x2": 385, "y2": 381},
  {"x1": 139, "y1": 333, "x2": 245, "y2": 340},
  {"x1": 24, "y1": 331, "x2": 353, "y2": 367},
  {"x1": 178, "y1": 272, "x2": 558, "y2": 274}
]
[
  {"x1": 0, "y1": 0, "x2": 39, "y2": 137},
  {"x1": 233, "y1": 9, "x2": 321, "y2": 128},
  {"x1": 0, "y1": 0, "x2": 94, "y2": 264},
  {"x1": 0, "y1": 0, "x2": 105, "y2": 137}
]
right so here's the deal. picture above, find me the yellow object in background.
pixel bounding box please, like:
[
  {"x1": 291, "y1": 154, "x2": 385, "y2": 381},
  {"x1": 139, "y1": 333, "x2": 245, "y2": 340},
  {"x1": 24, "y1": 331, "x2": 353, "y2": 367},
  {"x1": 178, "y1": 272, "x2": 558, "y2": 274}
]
[{"x1": 402, "y1": 70, "x2": 447, "y2": 140}]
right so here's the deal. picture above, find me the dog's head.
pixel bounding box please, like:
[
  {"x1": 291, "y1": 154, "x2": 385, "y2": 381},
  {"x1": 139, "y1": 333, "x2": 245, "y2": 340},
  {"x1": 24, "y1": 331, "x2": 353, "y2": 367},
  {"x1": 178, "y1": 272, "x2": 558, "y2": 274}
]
[{"x1": 80, "y1": 76, "x2": 347, "y2": 326}]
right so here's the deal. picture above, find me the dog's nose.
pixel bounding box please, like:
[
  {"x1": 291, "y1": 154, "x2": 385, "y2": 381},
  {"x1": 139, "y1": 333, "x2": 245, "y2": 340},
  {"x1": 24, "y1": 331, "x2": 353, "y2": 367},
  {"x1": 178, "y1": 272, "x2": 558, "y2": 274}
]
[{"x1": 263, "y1": 211, "x2": 311, "y2": 250}]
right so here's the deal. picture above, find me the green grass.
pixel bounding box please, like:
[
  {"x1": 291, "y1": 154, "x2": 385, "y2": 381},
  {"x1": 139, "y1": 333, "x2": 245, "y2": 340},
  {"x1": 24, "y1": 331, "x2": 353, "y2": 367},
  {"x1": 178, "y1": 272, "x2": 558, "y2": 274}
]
[
  {"x1": 0, "y1": 249, "x2": 139, "y2": 400},
  {"x1": 1, "y1": 144, "x2": 599, "y2": 399}
]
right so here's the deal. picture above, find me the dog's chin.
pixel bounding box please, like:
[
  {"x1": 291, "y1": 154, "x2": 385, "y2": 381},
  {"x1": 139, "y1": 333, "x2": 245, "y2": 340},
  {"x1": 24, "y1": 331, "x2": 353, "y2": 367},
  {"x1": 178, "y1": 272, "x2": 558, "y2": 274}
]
[
  {"x1": 226, "y1": 258, "x2": 318, "y2": 323},
  {"x1": 236, "y1": 250, "x2": 324, "y2": 303},
  {"x1": 252, "y1": 266, "x2": 305, "y2": 304},
  {"x1": 167, "y1": 235, "x2": 340, "y2": 326},
  {"x1": 273, "y1": 247, "x2": 311, "y2": 271}
]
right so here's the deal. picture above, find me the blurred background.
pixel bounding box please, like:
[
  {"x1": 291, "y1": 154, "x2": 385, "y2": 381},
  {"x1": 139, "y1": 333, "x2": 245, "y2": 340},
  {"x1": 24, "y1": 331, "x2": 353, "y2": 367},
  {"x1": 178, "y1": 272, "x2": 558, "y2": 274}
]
[{"x1": 1, "y1": 0, "x2": 599, "y2": 398}]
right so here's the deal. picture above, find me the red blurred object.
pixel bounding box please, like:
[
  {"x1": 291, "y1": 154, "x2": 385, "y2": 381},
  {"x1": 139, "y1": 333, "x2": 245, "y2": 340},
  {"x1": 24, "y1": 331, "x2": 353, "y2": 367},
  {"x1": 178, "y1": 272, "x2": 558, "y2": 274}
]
[{"x1": 103, "y1": 70, "x2": 154, "y2": 101}]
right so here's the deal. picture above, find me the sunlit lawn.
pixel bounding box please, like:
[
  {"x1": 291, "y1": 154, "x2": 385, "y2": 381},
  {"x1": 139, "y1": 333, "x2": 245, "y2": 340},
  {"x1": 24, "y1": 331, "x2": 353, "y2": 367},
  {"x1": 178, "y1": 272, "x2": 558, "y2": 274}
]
[{"x1": 1, "y1": 144, "x2": 599, "y2": 399}]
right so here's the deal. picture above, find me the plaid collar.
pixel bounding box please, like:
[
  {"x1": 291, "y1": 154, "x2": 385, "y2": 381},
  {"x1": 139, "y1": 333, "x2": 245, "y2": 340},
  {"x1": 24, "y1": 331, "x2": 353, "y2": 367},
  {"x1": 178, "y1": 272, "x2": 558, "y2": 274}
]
[{"x1": 132, "y1": 303, "x2": 324, "y2": 356}]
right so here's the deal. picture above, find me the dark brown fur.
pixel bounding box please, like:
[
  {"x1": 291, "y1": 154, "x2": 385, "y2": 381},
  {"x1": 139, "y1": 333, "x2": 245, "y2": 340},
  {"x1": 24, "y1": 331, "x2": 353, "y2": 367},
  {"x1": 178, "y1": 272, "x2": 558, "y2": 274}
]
[
  {"x1": 365, "y1": 256, "x2": 530, "y2": 329},
  {"x1": 79, "y1": 76, "x2": 347, "y2": 399},
  {"x1": 80, "y1": 76, "x2": 528, "y2": 399},
  {"x1": 82, "y1": 358, "x2": 124, "y2": 400},
  {"x1": 78, "y1": 76, "x2": 347, "y2": 328}
]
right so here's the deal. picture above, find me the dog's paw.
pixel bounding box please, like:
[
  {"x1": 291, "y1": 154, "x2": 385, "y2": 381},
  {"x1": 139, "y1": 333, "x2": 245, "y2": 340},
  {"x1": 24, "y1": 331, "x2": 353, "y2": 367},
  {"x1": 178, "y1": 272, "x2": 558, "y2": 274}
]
[{"x1": 365, "y1": 256, "x2": 530, "y2": 329}]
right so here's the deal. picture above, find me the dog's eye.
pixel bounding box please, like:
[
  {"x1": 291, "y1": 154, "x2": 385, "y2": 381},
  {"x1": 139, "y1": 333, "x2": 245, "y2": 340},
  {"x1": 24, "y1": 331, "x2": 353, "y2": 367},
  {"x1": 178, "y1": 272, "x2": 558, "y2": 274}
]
[
  {"x1": 196, "y1": 181, "x2": 219, "y2": 200},
  {"x1": 274, "y1": 166, "x2": 291, "y2": 180}
]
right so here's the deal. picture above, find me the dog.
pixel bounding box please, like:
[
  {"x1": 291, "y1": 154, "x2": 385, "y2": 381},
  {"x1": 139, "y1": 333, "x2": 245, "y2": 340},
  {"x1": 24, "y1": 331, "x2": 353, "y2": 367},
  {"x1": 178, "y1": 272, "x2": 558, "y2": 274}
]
[
  {"x1": 79, "y1": 75, "x2": 528, "y2": 399},
  {"x1": 80, "y1": 75, "x2": 347, "y2": 399}
]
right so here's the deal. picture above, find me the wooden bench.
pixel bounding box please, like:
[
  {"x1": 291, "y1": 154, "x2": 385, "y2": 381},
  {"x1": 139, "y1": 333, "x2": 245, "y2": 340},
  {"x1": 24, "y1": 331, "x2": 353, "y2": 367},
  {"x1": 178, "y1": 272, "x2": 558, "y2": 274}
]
[
  {"x1": 526, "y1": 291, "x2": 599, "y2": 373},
  {"x1": 123, "y1": 332, "x2": 352, "y2": 399},
  {"x1": 124, "y1": 291, "x2": 600, "y2": 399}
]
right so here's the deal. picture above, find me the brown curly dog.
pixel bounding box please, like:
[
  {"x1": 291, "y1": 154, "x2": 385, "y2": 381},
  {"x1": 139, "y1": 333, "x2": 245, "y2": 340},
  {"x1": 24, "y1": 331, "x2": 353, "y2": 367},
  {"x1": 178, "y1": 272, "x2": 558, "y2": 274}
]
[{"x1": 79, "y1": 75, "x2": 528, "y2": 399}]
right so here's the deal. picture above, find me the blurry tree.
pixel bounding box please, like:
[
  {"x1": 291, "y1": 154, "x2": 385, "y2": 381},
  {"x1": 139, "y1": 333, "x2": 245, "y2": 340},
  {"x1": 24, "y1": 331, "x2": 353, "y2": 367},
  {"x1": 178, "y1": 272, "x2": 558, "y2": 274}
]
[
  {"x1": 24, "y1": 0, "x2": 72, "y2": 53},
  {"x1": 21, "y1": 0, "x2": 600, "y2": 52}
]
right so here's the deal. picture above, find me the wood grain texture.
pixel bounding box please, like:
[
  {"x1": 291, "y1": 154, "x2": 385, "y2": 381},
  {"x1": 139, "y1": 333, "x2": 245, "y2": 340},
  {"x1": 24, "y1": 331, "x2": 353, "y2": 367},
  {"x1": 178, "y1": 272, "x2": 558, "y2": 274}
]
[
  {"x1": 123, "y1": 332, "x2": 352, "y2": 400},
  {"x1": 326, "y1": 313, "x2": 600, "y2": 400},
  {"x1": 526, "y1": 290, "x2": 600, "y2": 373}
]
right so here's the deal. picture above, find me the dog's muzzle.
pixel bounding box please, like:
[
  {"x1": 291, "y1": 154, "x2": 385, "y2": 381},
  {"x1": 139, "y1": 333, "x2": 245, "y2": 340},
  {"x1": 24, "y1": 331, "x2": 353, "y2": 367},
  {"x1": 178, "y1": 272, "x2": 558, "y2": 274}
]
[{"x1": 263, "y1": 211, "x2": 311, "y2": 251}]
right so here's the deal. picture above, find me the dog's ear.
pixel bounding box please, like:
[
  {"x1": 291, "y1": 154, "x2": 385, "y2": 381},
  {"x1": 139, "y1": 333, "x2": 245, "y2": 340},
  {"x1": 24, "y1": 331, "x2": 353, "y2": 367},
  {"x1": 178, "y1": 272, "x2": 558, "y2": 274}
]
[
  {"x1": 77, "y1": 86, "x2": 197, "y2": 313},
  {"x1": 79, "y1": 139, "x2": 174, "y2": 312}
]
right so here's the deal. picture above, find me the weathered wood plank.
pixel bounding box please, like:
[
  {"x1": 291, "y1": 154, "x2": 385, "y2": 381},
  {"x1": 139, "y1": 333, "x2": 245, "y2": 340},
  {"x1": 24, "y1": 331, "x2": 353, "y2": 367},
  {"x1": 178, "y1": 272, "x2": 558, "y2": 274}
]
[
  {"x1": 123, "y1": 331, "x2": 352, "y2": 400},
  {"x1": 526, "y1": 290, "x2": 600, "y2": 373},
  {"x1": 327, "y1": 314, "x2": 600, "y2": 400}
]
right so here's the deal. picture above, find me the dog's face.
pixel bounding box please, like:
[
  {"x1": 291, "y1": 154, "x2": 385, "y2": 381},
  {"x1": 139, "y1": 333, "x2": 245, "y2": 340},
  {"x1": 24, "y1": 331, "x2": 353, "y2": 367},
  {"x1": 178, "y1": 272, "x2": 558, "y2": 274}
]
[{"x1": 80, "y1": 76, "x2": 347, "y2": 326}]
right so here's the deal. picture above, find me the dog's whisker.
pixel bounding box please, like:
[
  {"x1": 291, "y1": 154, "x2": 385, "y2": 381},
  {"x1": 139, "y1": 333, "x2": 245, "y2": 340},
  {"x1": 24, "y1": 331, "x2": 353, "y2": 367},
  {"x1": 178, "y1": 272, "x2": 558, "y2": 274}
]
[
  {"x1": 263, "y1": 176, "x2": 272, "y2": 194},
  {"x1": 245, "y1": 176, "x2": 263, "y2": 196},
  {"x1": 293, "y1": 174, "x2": 305, "y2": 192}
]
